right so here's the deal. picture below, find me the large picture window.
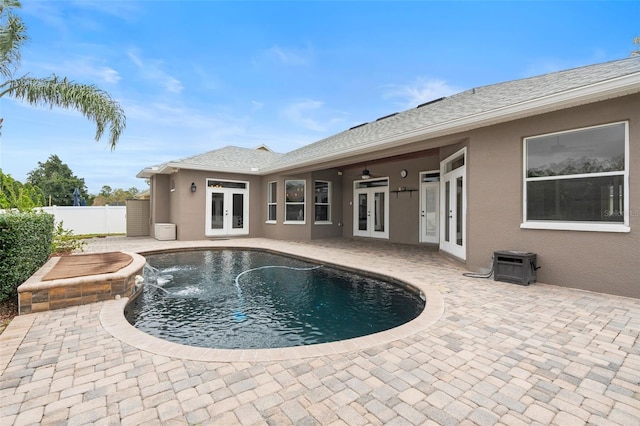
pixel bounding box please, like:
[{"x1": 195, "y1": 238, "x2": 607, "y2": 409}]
[
  {"x1": 314, "y1": 181, "x2": 331, "y2": 223},
  {"x1": 285, "y1": 180, "x2": 305, "y2": 223},
  {"x1": 267, "y1": 181, "x2": 277, "y2": 222},
  {"x1": 523, "y1": 121, "x2": 629, "y2": 232}
]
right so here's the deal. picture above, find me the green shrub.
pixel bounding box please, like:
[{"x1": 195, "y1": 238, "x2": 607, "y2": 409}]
[
  {"x1": 0, "y1": 211, "x2": 54, "y2": 303},
  {"x1": 51, "y1": 221, "x2": 86, "y2": 255},
  {"x1": 0, "y1": 170, "x2": 44, "y2": 210}
]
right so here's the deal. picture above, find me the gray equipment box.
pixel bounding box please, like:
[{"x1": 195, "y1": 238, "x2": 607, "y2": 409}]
[{"x1": 493, "y1": 251, "x2": 537, "y2": 285}]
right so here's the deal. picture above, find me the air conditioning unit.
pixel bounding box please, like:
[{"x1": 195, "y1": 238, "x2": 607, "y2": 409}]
[{"x1": 493, "y1": 251, "x2": 537, "y2": 285}]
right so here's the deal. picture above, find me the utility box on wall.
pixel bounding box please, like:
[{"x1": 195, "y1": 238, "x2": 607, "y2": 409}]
[{"x1": 494, "y1": 251, "x2": 537, "y2": 285}]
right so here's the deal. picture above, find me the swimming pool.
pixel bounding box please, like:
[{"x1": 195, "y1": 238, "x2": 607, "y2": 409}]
[{"x1": 125, "y1": 249, "x2": 425, "y2": 349}]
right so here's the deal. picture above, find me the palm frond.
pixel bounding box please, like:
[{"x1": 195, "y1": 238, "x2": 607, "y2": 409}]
[
  {"x1": 0, "y1": 75, "x2": 126, "y2": 149},
  {"x1": 0, "y1": 0, "x2": 27, "y2": 78}
]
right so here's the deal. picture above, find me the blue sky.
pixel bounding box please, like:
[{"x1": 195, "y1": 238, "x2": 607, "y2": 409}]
[{"x1": 1, "y1": 0, "x2": 638, "y2": 194}]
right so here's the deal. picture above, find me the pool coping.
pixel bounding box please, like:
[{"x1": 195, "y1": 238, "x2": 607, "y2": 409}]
[{"x1": 99, "y1": 246, "x2": 445, "y2": 362}]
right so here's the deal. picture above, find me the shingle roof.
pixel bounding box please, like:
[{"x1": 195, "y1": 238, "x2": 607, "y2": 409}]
[
  {"x1": 139, "y1": 57, "x2": 640, "y2": 178},
  {"x1": 266, "y1": 56, "x2": 640, "y2": 171},
  {"x1": 171, "y1": 146, "x2": 283, "y2": 172}
]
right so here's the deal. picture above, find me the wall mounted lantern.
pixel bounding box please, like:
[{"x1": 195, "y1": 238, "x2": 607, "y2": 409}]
[
  {"x1": 361, "y1": 168, "x2": 371, "y2": 179},
  {"x1": 191, "y1": 182, "x2": 197, "y2": 193}
]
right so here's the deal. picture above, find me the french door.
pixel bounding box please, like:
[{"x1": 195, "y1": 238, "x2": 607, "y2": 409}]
[
  {"x1": 205, "y1": 180, "x2": 249, "y2": 236},
  {"x1": 353, "y1": 179, "x2": 389, "y2": 239},
  {"x1": 419, "y1": 173, "x2": 440, "y2": 244},
  {"x1": 440, "y1": 149, "x2": 466, "y2": 259}
]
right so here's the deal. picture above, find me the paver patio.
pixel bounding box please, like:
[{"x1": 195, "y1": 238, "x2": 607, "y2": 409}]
[{"x1": 1, "y1": 237, "x2": 639, "y2": 425}]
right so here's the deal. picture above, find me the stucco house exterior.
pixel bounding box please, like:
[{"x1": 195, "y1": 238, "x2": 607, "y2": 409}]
[{"x1": 138, "y1": 57, "x2": 640, "y2": 298}]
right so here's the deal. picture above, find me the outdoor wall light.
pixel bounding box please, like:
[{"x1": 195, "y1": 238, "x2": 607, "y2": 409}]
[
  {"x1": 361, "y1": 168, "x2": 371, "y2": 179},
  {"x1": 190, "y1": 182, "x2": 197, "y2": 193}
]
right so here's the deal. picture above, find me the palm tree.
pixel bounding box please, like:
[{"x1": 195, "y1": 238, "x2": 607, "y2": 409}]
[{"x1": 0, "y1": 0, "x2": 125, "y2": 149}]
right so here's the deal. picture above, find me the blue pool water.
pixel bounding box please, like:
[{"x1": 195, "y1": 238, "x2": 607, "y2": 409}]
[{"x1": 125, "y1": 249, "x2": 425, "y2": 349}]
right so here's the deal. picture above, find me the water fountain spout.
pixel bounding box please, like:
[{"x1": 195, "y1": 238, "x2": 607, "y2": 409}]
[{"x1": 143, "y1": 262, "x2": 171, "y2": 295}]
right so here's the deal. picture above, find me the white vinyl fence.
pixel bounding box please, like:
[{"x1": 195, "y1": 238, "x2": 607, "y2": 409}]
[{"x1": 38, "y1": 206, "x2": 126, "y2": 235}]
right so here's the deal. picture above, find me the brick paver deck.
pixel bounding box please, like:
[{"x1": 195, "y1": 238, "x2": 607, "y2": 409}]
[{"x1": 1, "y1": 237, "x2": 639, "y2": 425}]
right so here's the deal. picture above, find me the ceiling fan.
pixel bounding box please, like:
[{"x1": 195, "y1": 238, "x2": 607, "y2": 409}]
[{"x1": 341, "y1": 166, "x2": 385, "y2": 180}]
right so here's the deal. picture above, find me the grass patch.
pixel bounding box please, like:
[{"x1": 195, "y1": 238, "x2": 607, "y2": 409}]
[{"x1": 77, "y1": 233, "x2": 126, "y2": 239}]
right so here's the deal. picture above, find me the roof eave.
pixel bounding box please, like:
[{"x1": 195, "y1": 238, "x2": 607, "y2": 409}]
[
  {"x1": 137, "y1": 161, "x2": 263, "y2": 177},
  {"x1": 136, "y1": 166, "x2": 163, "y2": 179}
]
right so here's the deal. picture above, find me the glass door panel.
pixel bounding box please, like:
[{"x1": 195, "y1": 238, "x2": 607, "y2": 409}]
[
  {"x1": 358, "y1": 193, "x2": 368, "y2": 232},
  {"x1": 374, "y1": 191, "x2": 385, "y2": 232},
  {"x1": 444, "y1": 181, "x2": 450, "y2": 243},
  {"x1": 456, "y1": 176, "x2": 463, "y2": 246},
  {"x1": 232, "y1": 193, "x2": 244, "y2": 229},
  {"x1": 420, "y1": 181, "x2": 439, "y2": 243},
  {"x1": 211, "y1": 193, "x2": 224, "y2": 230}
]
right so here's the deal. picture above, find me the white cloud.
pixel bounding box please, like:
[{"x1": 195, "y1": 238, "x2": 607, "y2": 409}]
[
  {"x1": 24, "y1": 1, "x2": 140, "y2": 37},
  {"x1": 24, "y1": 56, "x2": 121, "y2": 85},
  {"x1": 67, "y1": 59, "x2": 121, "y2": 84},
  {"x1": 122, "y1": 100, "x2": 237, "y2": 130},
  {"x1": 384, "y1": 78, "x2": 461, "y2": 110},
  {"x1": 282, "y1": 99, "x2": 324, "y2": 131},
  {"x1": 127, "y1": 50, "x2": 184, "y2": 94},
  {"x1": 127, "y1": 51, "x2": 144, "y2": 68},
  {"x1": 22, "y1": 2, "x2": 67, "y2": 33},
  {"x1": 264, "y1": 44, "x2": 313, "y2": 66},
  {"x1": 520, "y1": 53, "x2": 612, "y2": 79},
  {"x1": 281, "y1": 100, "x2": 346, "y2": 132},
  {"x1": 71, "y1": 0, "x2": 141, "y2": 21},
  {"x1": 520, "y1": 58, "x2": 572, "y2": 78},
  {"x1": 117, "y1": 99, "x2": 253, "y2": 155},
  {"x1": 192, "y1": 65, "x2": 220, "y2": 91},
  {"x1": 163, "y1": 77, "x2": 183, "y2": 94}
]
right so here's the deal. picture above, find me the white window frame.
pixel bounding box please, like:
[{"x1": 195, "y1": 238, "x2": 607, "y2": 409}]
[
  {"x1": 284, "y1": 179, "x2": 306, "y2": 224},
  {"x1": 266, "y1": 181, "x2": 277, "y2": 223},
  {"x1": 521, "y1": 121, "x2": 630, "y2": 233},
  {"x1": 314, "y1": 180, "x2": 332, "y2": 224}
]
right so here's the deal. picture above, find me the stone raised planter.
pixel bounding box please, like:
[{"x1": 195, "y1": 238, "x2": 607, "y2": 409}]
[{"x1": 18, "y1": 252, "x2": 146, "y2": 314}]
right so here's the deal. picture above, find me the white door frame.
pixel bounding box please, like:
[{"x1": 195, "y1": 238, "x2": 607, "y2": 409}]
[
  {"x1": 205, "y1": 179, "x2": 249, "y2": 237},
  {"x1": 419, "y1": 171, "x2": 440, "y2": 244},
  {"x1": 353, "y1": 178, "x2": 389, "y2": 239},
  {"x1": 440, "y1": 148, "x2": 466, "y2": 259}
]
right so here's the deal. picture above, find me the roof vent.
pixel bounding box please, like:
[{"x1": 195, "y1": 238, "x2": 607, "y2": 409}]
[
  {"x1": 349, "y1": 122, "x2": 368, "y2": 130},
  {"x1": 375, "y1": 112, "x2": 398, "y2": 122},
  {"x1": 416, "y1": 97, "x2": 446, "y2": 108}
]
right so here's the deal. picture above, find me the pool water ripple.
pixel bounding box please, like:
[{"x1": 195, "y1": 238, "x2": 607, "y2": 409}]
[{"x1": 125, "y1": 249, "x2": 425, "y2": 350}]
